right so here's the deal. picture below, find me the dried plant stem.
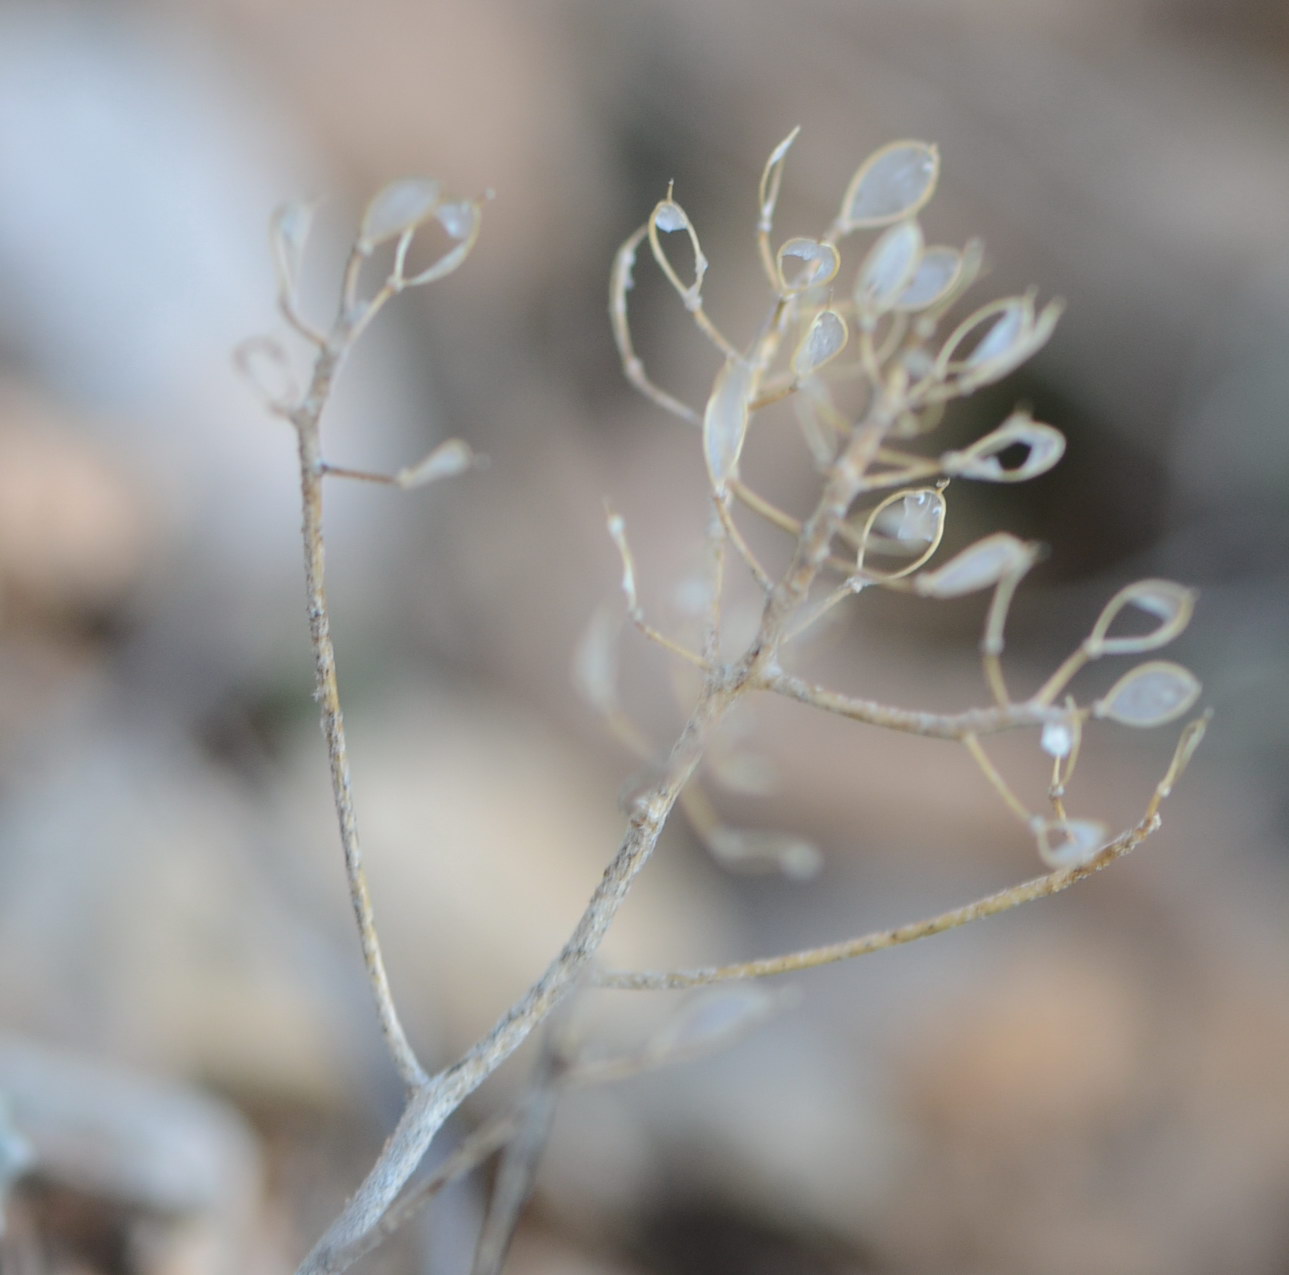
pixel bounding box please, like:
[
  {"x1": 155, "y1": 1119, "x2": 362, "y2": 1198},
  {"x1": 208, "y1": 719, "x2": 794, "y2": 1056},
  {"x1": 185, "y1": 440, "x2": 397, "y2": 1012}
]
[
  {"x1": 597, "y1": 813, "x2": 1161, "y2": 991},
  {"x1": 292, "y1": 345, "x2": 428, "y2": 1094}
]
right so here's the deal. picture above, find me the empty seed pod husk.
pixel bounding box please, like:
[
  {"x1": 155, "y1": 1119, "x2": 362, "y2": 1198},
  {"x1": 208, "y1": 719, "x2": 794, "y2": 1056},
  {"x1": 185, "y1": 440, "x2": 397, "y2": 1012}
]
[
  {"x1": 941, "y1": 412, "x2": 1066, "y2": 483},
  {"x1": 359, "y1": 178, "x2": 443, "y2": 251},
  {"x1": 1034, "y1": 818, "x2": 1108, "y2": 870},
  {"x1": 649, "y1": 196, "x2": 708, "y2": 310},
  {"x1": 270, "y1": 198, "x2": 318, "y2": 302},
  {"x1": 1085, "y1": 579, "x2": 1197, "y2": 656},
  {"x1": 1095, "y1": 661, "x2": 1202, "y2": 728},
  {"x1": 792, "y1": 310, "x2": 849, "y2": 376},
  {"x1": 913, "y1": 532, "x2": 1038, "y2": 597},
  {"x1": 855, "y1": 220, "x2": 924, "y2": 314},
  {"x1": 857, "y1": 487, "x2": 947, "y2": 578},
  {"x1": 395, "y1": 437, "x2": 476, "y2": 489},
  {"x1": 893, "y1": 245, "x2": 962, "y2": 312},
  {"x1": 758, "y1": 127, "x2": 801, "y2": 231},
  {"x1": 776, "y1": 238, "x2": 841, "y2": 293},
  {"x1": 703, "y1": 358, "x2": 756, "y2": 496},
  {"x1": 401, "y1": 199, "x2": 483, "y2": 286},
  {"x1": 837, "y1": 140, "x2": 940, "y2": 232},
  {"x1": 649, "y1": 986, "x2": 781, "y2": 1060}
]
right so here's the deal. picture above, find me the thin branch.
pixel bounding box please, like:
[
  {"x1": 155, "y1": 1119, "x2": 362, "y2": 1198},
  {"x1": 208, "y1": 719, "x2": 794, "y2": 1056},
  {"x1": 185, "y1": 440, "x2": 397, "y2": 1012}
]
[
  {"x1": 596, "y1": 813, "x2": 1161, "y2": 991},
  {"x1": 761, "y1": 670, "x2": 1061, "y2": 739},
  {"x1": 292, "y1": 344, "x2": 427, "y2": 1093}
]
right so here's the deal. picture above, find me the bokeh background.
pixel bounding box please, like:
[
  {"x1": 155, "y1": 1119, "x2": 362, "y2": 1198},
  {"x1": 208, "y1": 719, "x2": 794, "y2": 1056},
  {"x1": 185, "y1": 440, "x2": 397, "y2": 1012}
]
[{"x1": 1, "y1": 1, "x2": 1288, "y2": 1272}]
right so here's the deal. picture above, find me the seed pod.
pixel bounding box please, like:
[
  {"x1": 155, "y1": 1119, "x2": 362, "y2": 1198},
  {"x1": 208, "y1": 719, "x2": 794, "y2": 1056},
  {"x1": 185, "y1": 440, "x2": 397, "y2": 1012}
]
[
  {"x1": 1095, "y1": 661, "x2": 1202, "y2": 728},
  {"x1": 837, "y1": 141, "x2": 940, "y2": 232}
]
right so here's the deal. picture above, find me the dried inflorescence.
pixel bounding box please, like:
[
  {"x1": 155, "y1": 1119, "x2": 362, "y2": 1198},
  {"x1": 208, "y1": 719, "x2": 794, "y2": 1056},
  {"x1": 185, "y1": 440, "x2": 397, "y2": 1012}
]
[
  {"x1": 244, "y1": 134, "x2": 1207, "y2": 1275},
  {"x1": 605, "y1": 129, "x2": 1206, "y2": 876}
]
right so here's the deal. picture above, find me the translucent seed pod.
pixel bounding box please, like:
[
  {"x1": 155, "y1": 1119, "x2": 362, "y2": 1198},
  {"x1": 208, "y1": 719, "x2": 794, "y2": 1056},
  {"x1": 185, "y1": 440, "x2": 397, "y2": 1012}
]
[
  {"x1": 776, "y1": 238, "x2": 841, "y2": 293},
  {"x1": 935, "y1": 294, "x2": 1063, "y2": 388},
  {"x1": 400, "y1": 198, "x2": 484, "y2": 287},
  {"x1": 791, "y1": 310, "x2": 849, "y2": 377},
  {"x1": 854, "y1": 220, "x2": 924, "y2": 314},
  {"x1": 1094, "y1": 661, "x2": 1202, "y2": 728},
  {"x1": 648, "y1": 986, "x2": 782, "y2": 1060},
  {"x1": 758, "y1": 126, "x2": 801, "y2": 233},
  {"x1": 358, "y1": 178, "x2": 443, "y2": 252},
  {"x1": 892, "y1": 245, "x2": 962, "y2": 312},
  {"x1": 940, "y1": 411, "x2": 1066, "y2": 483},
  {"x1": 703, "y1": 358, "x2": 756, "y2": 497},
  {"x1": 572, "y1": 604, "x2": 621, "y2": 717},
  {"x1": 1085, "y1": 579, "x2": 1197, "y2": 657},
  {"x1": 270, "y1": 198, "x2": 318, "y2": 304},
  {"x1": 912, "y1": 532, "x2": 1038, "y2": 598},
  {"x1": 605, "y1": 507, "x2": 642, "y2": 619},
  {"x1": 394, "y1": 438, "x2": 476, "y2": 489},
  {"x1": 1033, "y1": 817, "x2": 1108, "y2": 870},
  {"x1": 836, "y1": 140, "x2": 940, "y2": 233},
  {"x1": 648, "y1": 195, "x2": 708, "y2": 311},
  {"x1": 856, "y1": 487, "x2": 947, "y2": 580}
]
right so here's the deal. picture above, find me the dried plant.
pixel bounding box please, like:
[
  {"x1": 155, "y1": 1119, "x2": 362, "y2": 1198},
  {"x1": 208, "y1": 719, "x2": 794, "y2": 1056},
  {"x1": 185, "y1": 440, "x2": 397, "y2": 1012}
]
[{"x1": 240, "y1": 133, "x2": 1207, "y2": 1275}]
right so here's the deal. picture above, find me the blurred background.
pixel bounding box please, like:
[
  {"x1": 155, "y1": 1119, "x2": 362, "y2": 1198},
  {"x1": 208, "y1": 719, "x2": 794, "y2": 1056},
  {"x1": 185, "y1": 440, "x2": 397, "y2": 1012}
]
[{"x1": 1, "y1": 0, "x2": 1287, "y2": 1272}]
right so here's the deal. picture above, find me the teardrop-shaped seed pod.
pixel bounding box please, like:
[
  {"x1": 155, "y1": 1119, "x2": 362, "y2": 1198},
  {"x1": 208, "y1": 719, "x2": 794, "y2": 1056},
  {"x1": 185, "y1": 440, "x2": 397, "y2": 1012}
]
[
  {"x1": 649, "y1": 987, "x2": 782, "y2": 1060},
  {"x1": 758, "y1": 127, "x2": 801, "y2": 232},
  {"x1": 937, "y1": 295, "x2": 1034, "y2": 371},
  {"x1": 792, "y1": 310, "x2": 849, "y2": 376},
  {"x1": 270, "y1": 198, "x2": 318, "y2": 302},
  {"x1": 940, "y1": 412, "x2": 1066, "y2": 483},
  {"x1": 776, "y1": 238, "x2": 841, "y2": 293},
  {"x1": 394, "y1": 438, "x2": 476, "y2": 489},
  {"x1": 1095, "y1": 661, "x2": 1201, "y2": 728},
  {"x1": 703, "y1": 358, "x2": 756, "y2": 497},
  {"x1": 893, "y1": 245, "x2": 961, "y2": 311},
  {"x1": 855, "y1": 221, "x2": 924, "y2": 313},
  {"x1": 837, "y1": 141, "x2": 940, "y2": 232},
  {"x1": 649, "y1": 196, "x2": 708, "y2": 311},
  {"x1": 913, "y1": 532, "x2": 1038, "y2": 597},
  {"x1": 359, "y1": 178, "x2": 442, "y2": 251},
  {"x1": 400, "y1": 198, "x2": 484, "y2": 286},
  {"x1": 1085, "y1": 579, "x2": 1197, "y2": 656},
  {"x1": 857, "y1": 487, "x2": 947, "y2": 579},
  {"x1": 605, "y1": 507, "x2": 641, "y2": 618},
  {"x1": 1034, "y1": 818, "x2": 1108, "y2": 870},
  {"x1": 572, "y1": 604, "x2": 621, "y2": 716}
]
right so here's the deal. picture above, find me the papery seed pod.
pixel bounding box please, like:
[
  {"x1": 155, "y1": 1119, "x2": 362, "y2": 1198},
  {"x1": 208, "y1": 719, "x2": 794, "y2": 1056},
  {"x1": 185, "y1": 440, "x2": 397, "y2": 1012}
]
[
  {"x1": 913, "y1": 532, "x2": 1037, "y2": 597},
  {"x1": 777, "y1": 238, "x2": 841, "y2": 293},
  {"x1": 703, "y1": 358, "x2": 756, "y2": 496},
  {"x1": 837, "y1": 141, "x2": 939, "y2": 232},
  {"x1": 941, "y1": 412, "x2": 1066, "y2": 483},
  {"x1": 270, "y1": 198, "x2": 318, "y2": 303},
  {"x1": 1085, "y1": 579, "x2": 1197, "y2": 656},
  {"x1": 359, "y1": 179, "x2": 442, "y2": 251},
  {"x1": 758, "y1": 127, "x2": 801, "y2": 231},
  {"x1": 395, "y1": 438, "x2": 475, "y2": 489},
  {"x1": 936, "y1": 295, "x2": 1062, "y2": 389},
  {"x1": 400, "y1": 199, "x2": 484, "y2": 287},
  {"x1": 1034, "y1": 818, "x2": 1108, "y2": 870},
  {"x1": 649, "y1": 196, "x2": 708, "y2": 310},
  {"x1": 855, "y1": 221, "x2": 924, "y2": 313},
  {"x1": 605, "y1": 508, "x2": 641, "y2": 618},
  {"x1": 1095, "y1": 661, "x2": 1202, "y2": 728},
  {"x1": 649, "y1": 987, "x2": 780, "y2": 1059},
  {"x1": 893, "y1": 245, "x2": 962, "y2": 312},
  {"x1": 857, "y1": 487, "x2": 947, "y2": 579},
  {"x1": 792, "y1": 310, "x2": 849, "y2": 376}
]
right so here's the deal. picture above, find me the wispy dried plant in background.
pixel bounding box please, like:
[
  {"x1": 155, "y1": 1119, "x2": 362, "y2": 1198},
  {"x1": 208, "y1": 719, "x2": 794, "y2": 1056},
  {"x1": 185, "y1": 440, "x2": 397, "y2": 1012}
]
[{"x1": 239, "y1": 132, "x2": 1207, "y2": 1275}]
